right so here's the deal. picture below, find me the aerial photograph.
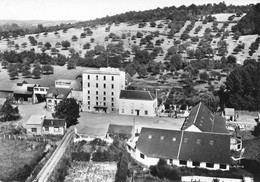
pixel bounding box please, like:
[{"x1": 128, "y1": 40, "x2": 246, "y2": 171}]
[{"x1": 0, "y1": 0, "x2": 260, "y2": 181}]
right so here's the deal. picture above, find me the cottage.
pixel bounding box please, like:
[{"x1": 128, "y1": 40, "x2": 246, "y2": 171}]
[
  {"x1": 26, "y1": 115, "x2": 46, "y2": 135},
  {"x1": 127, "y1": 127, "x2": 231, "y2": 171},
  {"x1": 119, "y1": 90, "x2": 157, "y2": 117},
  {"x1": 46, "y1": 87, "x2": 72, "y2": 111},
  {"x1": 42, "y1": 119, "x2": 66, "y2": 135}
]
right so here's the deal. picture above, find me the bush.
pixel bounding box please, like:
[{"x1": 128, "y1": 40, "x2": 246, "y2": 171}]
[
  {"x1": 72, "y1": 152, "x2": 91, "y2": 161},
  {"x1": 115, "y1": 153, "x2": 128, "y2": 182}
]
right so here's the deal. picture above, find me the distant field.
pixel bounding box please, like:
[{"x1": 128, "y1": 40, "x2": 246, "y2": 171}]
[{"x1": 0, "y1": 139, "x2": 45, "y2": 181}]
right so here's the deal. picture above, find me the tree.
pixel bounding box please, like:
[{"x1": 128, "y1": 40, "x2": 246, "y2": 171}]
[
  {"x1": 22, "y1": 69, "x2": 31, "y2": 77},
  {"x1": 71, "y1": 35, "x2": 78, "y2": 41},
  {"x1": 1, "y1": 60, "x2": 8, "y2": 68},
  {"x1": 9, "y1": 70, "x2": 18, "y2": 79},
  {"x1": 170, "y1": 54, "x2": 183, "y2": 70},
  {"x1": 199, "y1": 71, "x2": 209, "y2": 81},
  {"x1": 83, "y1": 42, "x2": 91, "y2": 49},
  {"x1": 44, "y1": 42, "x2": 51, "y2": 50},
  {"x1": 252, "y1": 123, "x2": 260, "y2": 137},
  {"x1": 32, "y1": 67, "x2": 42, "y2": 78},
  {"x1": 0, "y1": 99, "x2": 20, "y2": 122},
  {"x1": 61, "y1": 40, "x2": 71, "y2": 50},
  {"x1": 67, "y1": 58, "x2": 77, "y2": 69},
  {"x1": 52, "y1": 98, "x2": 80, "y2": 127}
]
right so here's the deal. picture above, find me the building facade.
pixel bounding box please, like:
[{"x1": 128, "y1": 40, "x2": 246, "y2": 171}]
[
  {"x1": 26, "y1": 115, "x2": 46, "y2": 135},
  {"x1": 119, "y1": 90, "x2": 157, "y2": 117},
  {"x1": 82, "y1": 67, "x2": 125, "y2": 113},
  {"x1": 42, "y1": 119, "x2": 66, "y2": 135}
]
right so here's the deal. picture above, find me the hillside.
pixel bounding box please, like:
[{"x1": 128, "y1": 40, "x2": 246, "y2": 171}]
[{"x1": 0, "y1": 13, "x2": 259, "y2": 64}]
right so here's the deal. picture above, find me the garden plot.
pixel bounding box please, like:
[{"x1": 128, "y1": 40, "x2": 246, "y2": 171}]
[{"x1": 64, "y1": 161, "x2": 117, "y2": 182}]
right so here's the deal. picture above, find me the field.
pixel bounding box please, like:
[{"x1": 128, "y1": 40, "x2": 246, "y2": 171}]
[
  {"x1": 0, "y1": 139, "x2": 46, "y2": 181},
  {"x1": 64, "y1": 161, "x2": 117, "y2": 182}
]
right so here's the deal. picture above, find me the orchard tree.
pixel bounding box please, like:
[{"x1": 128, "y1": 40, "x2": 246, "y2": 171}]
[
  {"x1": 44, "y1": 42, "x2": 52, "y2": 50},
  {"x1": 52, "y1": 98, "x2": 80, "y2": 127},
  {"x1": 32, "y1": 67, "x2": 42, "y2": 78}
]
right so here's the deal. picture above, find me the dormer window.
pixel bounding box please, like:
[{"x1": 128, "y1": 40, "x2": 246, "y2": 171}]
[
  {"x1": 196, "y1": 139, "x2": 201, "y2": 144},
  {"x1": 172, "y1": 137, "x2": 176, "y2": 141},
  {"x1": 160, "y1": 136, "x2": 164, "y2": 140},
  {"x1": 209, "y1": 140, "x2": 214, "y2": 145},
  {"x1": 148, "y1": 135, "x2": 152, "y2": 139},
  {"x1": 184, "y1": 138, "x2": 188, "y2": 143}
]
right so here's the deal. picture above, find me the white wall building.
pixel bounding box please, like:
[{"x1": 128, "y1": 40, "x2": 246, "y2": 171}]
[
  {"x1": 119, "y1": 90, "x2": 157, "y2": 117},
  {"x1": 82, "y1": 67, "x2": 125, "y2": 113}
]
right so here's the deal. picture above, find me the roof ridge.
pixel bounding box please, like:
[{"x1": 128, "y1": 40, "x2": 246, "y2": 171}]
[
  {"x1": 177, "y1": 130, "x2": 184, "y2": 159},
  {"x1": 194, "y1": 102, "x2": 202, "y2": 124}
]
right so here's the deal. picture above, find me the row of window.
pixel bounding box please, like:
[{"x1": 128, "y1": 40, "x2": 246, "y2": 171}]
[
  {"x1": 178, "y1": 160, "x2": 226, "y2": 169},
  {"x1": 31, "y1": 127, "x2": 60, "y2": 132},
  {"x1": 87, "y1": 96, "x2": 114, "y2": 102},
  {"x1": 87, "y1": 101, "x2": 114, "y2": 107},
  {"x1": 87, "y1": 90, "x2": 114, "y2": 96},
  {"x1": 87, "y1": 75, "x2": 114, "y2": 81},
  {"x1": 34, "y1": 88, "x2": 47, "y2": 92},
  {"x1": 87, "y1": 83, "x2": 114, "y2": 89}
]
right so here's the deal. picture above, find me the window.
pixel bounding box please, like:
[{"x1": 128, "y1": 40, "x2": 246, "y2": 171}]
[
  {"x1": 148, "y1": 135, "x2": 152, "y2": 139},
  {"x1": 196, "y1": 139, "x2": 201, "y2": 144},
  {"x1": 88, "y1": 101, "x2": 90, "y2": 105},
  {"x1": 48, "y1": 99, "x2": 52, "y2": 103},
  {"x1": 209, "y1": 140, "x2": 214, "y2": 145},
  {"x1": 40, "y1": 88, "x2": 44, "y2": 91},
  {"x1": 206, "y1": 163, "x2": 214, "y2": 168},
  {"x1": 104, "y1": 102, "x2": 106, "y2": 106},
  {"x1": 160, "y1": 136, "x2": 164, "y2": 140},
  {"x1": 111, "y1": 108, "x2": 114, "y2": 111},
  {"x1": 31, "y1": 128, "x2": 37, "y2": 132},
  {"x1": 140, "y1": 153, "x2": 144, "y2": 159},
  {"x1": 145, "y1": 110, "x2": 148, "y2": 115},
  {"x1": 131, "y1": 109, "x2": 133, "y2": 114},
  {"x1": 179, "y1": 160, "x2": 187, "y2": 165},
  {"x1": 122, "y1": 109, "x2": 124, "y2": 113},
  {"x1": 88, "y1": 83, "x2": 90, "y2": 87},
  {"x1": 220, "y1": 164, "x2": 226, "y2": 169},
  {"x1": 96, "y1": 75, "x2": 98, "y2": 80},
  {"x1": 88, "y1": 96, "x2": 90, "y2": 100},
  {"x1": 184, "y1": 138, "x2": 188, "y2": 143},
  {"x1": 112, "y1": 92, "x2": 114, "y2": 96},
  {"x1": 192, "y1": 162, "x2": 200, "y2": 167},
  {"x1": 104, "y1": 91, "x2": 106, "y2": 95},
  {"x1": 169, "y1": 159, "x2": 173, "y2": 164},
  {"x1": 111, "y1": 98, "x2": 114, "y2": 102},
  {"x1": 96, "y1": 91, "x2": 98, "y2": 95},
  {"x1": 96, "y1": 97, "x2": 98, "y2": 100},
  {"x1": 111, "y1": 103, "x2": 114, "y2": 107},
  {"x1": 104, "y1": 84, "x2": 106, "y2": 88},
  {"x1": 103, "y1": 97, "x2": 106, "y2": 101},
  {"x1": 45, "y1": 127, "x2": 49, "y2": 131},
  {"x1": 34, "y1": 88, "x2": 39, "y2": 91},
  {"x1": 96, "y1": 83, "x2": 98, "y2": 88},
  {"x1": 111, "y1": 84, "x2": 114, "y2": 89},
  {"x1": 88, "y1": 75, "x2": 90, "y2": 79},
  {"x1": 172, "y1": 137, "x2": 176, "y2": 141},
  {"x1": 88, "y1": 90, "x2": 90, "y2": 94},
  {"x1": 96, "y1": 102, "x2": 98, "y2": 105},
  {"x1": 54, "y1": 127, "x2": 59, "y2": 132},
  {"x1": 112, "y1": 76, "x2": 114, "y2": 81},
  {"x1": 104, "y1": 76, "x2": 106, "y2": 80},
  {"x1": 88, "y1": 106, "x2": 90, "y2": 110}
]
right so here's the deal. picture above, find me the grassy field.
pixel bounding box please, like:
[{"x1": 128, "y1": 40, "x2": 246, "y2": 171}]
[{"x1": 0, "y1": 139, "x2": 46, "y2": 181}]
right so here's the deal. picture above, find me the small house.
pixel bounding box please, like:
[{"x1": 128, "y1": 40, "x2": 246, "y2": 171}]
[
  {"x1": 223, "y1": 108, "x2": 236, "y2": 121},
  {"x1": 26, "y1": 115, "x2": 46, "y2": 135},
  {"x1": 42, "y1": 119, "x2": 67, "y2": 135}
]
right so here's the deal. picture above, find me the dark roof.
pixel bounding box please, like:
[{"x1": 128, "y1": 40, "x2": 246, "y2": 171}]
[
  {"x1": 107, "y1": 124, "x2": 133, "y2": 135},
  {"x1": 136, "y1": 127, "x2": 231, "y2": 164},
  {"x1": 136, "y1": 128, "x2": 182, "y2": 159},
  {"x1": 181, "y1": 102, "x2": 228, "y2": 134},
  {"x1": 43, "y1": 119, "x2": 66, "y2": 127},
  {"x1": 46, "y1": 87, "x2": 71, "y2": 99},
  {"x1": 119, "y1": 90, "x2": 155, "y2": 101},
  {"x1": 0, "y1": 82, "x2": 15, "y2": 92},
  {"x1": 179, "y1": 131, "x2": 231, "y2": 164}
]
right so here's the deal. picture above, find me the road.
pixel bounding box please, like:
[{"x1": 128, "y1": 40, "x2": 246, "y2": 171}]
[{"x1": 33, "y1": 128, "x2": 74, "y2": 182}]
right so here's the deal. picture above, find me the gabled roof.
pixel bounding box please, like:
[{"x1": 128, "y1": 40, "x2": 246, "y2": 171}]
[
  {"x1": 27, "y1": 115, "x2": 45, "y2": 125},
  {"x1": 136, "y1": 127, "x2": 231, "y2": 164},
  {"x1": 46, "y1": 87, "x2": 71, "y2": 99},
  {"x1": 179, "y1": 131, "x2": 231, "y2": 164},
  {"x1": 107, "y1": 124, "x2": 133, "y2": 135},
  {"x1": 43, "y1": 119, "x2": 66, "y2": 127},
  {"x1": 181, "y1": 102, "x2": 228, "y2": 134},
  {"x1": 119, "y1": 90, "x2": 155, "y2": 101}
]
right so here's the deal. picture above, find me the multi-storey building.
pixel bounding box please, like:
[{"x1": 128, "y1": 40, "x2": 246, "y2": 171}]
[{"x1": 82, "y1": 67, "x2": 125, "y2": 113}]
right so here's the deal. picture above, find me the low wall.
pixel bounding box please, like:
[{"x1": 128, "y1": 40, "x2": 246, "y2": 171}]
[{"x1": 181, "y1": 176, "x2": 251, "y2": 182}]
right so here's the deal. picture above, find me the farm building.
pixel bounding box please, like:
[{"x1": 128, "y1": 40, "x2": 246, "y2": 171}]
[
  {"x1": 26, "y1": 115, "x2": 46, "y2": 135},
  {"x1": 42, "y1": 119, "x2": 67, "y2": 135}
]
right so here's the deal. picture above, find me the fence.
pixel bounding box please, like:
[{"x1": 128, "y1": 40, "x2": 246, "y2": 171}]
[{"x1": 0, "y1": 134, "x2": 48, "y2": 142}]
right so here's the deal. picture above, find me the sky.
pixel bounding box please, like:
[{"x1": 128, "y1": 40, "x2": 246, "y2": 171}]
[{"x1": 0, "y1": 0, "x2": 260, "y2": 21}]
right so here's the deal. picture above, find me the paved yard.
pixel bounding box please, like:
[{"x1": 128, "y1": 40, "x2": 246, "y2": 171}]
[{"x1": 76, "y1": 112, "x2": 185, "y2": 137}]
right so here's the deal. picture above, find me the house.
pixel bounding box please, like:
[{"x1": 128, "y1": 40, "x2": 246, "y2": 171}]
[
  {"x1": 46, "y1": 87, "x2": 72, "y2": 111},
  {"x1": 119, "y1": 90, "x2": 157, "y2": 117},
  {"x1": 33, "y1": 86, "x2": 49, "y2": 104},
  {"x1": 127, "y1": 127, "x2": 231, "y2": 171},
  {"x1": 106, "y1": 124, "x2": 134, "y2": 138},
  {"x1": 181, "y1": 102, "x2": 229, "y2": 134},
  {"x1": 82, "y1": 67, "x2": 125, "y2": 113},
  {"x1": 42, "y1": 119, "x2": 66, "y2": 135},
  {"x1": 13, "y1": 81, "x2": 37, "y2": 103},
  {"x1": 223, "y1": 108, "x2": 236, "y2": 121},
  {"x1": 26, "y1": 115, "x2": 46, "y2": 135}
]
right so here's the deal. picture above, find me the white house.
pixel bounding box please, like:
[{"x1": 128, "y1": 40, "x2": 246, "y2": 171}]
[
  {"x1": 119, "y1": 90, "x2": 157, "y2": 117},
  {"x1": 223, "y1": 108, "x2": 236, "y2": 121},
  {"x1": 127, "y1": 127, "x2": 231, "y2": 171},
  {"x1": 26, "y1": 115, "x2": 46, "y2": 135},
  {"x1": 42, "y1": 119, "x2": 67, "y2": 135}
]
